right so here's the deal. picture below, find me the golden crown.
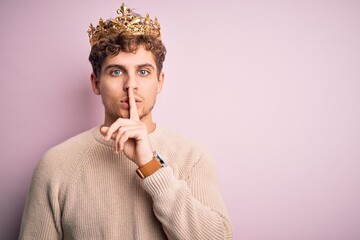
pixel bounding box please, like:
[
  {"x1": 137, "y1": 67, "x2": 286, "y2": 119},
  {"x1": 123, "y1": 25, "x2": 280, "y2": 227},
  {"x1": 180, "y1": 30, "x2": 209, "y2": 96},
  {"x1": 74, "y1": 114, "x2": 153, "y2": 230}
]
[{"x1": 88, "y1": 3, "x2": 161, "y2": 46}]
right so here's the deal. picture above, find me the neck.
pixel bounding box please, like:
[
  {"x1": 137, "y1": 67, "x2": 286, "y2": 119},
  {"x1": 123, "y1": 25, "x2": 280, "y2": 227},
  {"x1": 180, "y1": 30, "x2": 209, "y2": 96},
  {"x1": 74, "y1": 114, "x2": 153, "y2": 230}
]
[{"x1": 141, "y1": 112, "x2": 156, "y2": 133}]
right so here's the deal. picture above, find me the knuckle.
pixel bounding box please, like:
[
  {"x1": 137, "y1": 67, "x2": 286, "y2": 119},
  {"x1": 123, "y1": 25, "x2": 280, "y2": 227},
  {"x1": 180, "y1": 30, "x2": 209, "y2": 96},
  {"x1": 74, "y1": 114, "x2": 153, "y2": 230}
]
[{"x1": 121, "y1": 131, "x2": 129, "y2": 139}]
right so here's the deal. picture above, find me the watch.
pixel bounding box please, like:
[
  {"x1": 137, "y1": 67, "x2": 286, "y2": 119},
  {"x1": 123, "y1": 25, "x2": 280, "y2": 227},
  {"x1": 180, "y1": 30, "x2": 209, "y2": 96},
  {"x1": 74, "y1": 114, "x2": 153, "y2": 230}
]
[{"x1": 136, "y1": 152, "x2": 166, "y2": 179}]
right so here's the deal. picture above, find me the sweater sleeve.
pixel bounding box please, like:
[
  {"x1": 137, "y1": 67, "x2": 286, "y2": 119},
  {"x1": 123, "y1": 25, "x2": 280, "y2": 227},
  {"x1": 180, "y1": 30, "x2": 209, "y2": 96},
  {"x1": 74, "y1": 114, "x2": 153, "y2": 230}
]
[
  {"x1": 19, "y1": 156, "x2": 63, "y2": 240},
  {"x1": 142, "y1": 150, "x2": 233, "y2": 240}
]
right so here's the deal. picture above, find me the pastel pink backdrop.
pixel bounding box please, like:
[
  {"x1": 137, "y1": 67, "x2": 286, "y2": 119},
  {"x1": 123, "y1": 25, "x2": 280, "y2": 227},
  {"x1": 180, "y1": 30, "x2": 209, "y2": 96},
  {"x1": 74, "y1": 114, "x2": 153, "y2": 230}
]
[{"x1": 1, "y1": 0, "x2": 360, "y2": 239}]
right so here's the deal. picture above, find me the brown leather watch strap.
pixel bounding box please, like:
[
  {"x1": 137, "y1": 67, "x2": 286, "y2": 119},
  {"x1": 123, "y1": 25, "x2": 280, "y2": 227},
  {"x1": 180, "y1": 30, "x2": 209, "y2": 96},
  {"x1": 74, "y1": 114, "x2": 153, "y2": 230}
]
[{"x1": 136, "y1": 157, "x2": 162, "y2": 179}]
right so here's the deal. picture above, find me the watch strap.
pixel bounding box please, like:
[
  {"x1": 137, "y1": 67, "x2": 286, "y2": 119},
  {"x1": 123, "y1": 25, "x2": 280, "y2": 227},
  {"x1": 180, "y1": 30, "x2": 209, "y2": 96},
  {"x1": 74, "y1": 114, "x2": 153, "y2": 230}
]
[{"x1": 136, "y1": 157, "x2": 162, "y2": 179}]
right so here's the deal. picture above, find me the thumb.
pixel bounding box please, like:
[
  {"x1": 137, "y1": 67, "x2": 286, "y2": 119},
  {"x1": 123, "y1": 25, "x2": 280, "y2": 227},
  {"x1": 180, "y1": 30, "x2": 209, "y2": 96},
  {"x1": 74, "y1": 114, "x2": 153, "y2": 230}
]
[{"x1": 100, "y1": 126, "x2": 109, "y2": 136}]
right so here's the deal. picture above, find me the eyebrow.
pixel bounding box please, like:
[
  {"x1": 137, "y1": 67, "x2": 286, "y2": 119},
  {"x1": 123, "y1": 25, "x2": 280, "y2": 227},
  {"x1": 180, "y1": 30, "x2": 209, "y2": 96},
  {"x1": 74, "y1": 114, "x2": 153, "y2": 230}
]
[
  {"x1": 104, "y1": 63, "x2": 155, "y2": 72},
  {"x1": 137, "y1": 63, "x2": 155, "y2": 70},
  {"x1": 104, "y1": 64, "x2": 126, "y2": 72}
]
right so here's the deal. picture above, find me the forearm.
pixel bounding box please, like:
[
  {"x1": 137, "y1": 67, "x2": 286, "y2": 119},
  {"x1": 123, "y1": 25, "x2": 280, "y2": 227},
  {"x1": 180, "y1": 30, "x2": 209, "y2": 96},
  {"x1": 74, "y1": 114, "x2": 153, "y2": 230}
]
[{"x1": 142, "y1": 166, "x2": 232, "y2": 240}]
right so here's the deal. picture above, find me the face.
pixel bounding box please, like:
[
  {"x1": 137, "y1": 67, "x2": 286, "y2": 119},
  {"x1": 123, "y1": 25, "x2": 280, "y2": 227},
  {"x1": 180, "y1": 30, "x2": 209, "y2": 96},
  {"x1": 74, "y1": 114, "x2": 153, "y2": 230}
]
[{"x1": 91, "y1": 45, "x2": 164, "y2": 126}]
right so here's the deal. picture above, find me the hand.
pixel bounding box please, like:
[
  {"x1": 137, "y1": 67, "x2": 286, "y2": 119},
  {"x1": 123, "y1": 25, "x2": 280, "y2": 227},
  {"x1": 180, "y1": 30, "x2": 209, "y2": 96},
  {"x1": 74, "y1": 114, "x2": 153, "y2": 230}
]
[{"x1": 100, "y1": 87, "x2": 153, "y2": 167}]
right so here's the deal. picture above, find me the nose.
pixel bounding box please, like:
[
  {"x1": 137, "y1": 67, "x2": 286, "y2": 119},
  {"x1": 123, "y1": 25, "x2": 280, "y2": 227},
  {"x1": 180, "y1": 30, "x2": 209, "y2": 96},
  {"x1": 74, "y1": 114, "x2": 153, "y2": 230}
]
[{"x1": 123, "y1": 73, "x2": 138, "y2": 91}]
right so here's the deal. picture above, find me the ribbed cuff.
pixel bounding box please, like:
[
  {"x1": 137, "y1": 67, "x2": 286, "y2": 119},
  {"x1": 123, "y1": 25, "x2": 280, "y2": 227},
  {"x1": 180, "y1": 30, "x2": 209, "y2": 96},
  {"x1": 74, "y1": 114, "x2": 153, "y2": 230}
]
[{"x1": 142, "y1": 166, "x2": 179, "y2": 197}]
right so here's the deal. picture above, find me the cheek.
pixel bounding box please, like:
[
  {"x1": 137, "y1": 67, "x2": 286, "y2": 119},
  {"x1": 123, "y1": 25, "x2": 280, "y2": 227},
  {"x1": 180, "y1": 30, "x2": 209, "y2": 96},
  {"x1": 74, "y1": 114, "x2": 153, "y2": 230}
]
[
  {"x1": 148, "y1": 80, "x2": 161, "y2": 90},
  {"x1": 147, "y1": 84, "x2": 160, "y2": 97},
  {"x1": 100, "y1": 81, "x2": 124, "y2": 94}
]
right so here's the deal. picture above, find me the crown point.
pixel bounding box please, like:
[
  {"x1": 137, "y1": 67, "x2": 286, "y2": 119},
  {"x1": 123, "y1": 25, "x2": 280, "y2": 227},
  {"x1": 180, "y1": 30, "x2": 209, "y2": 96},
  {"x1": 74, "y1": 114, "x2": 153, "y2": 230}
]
[{"x1": 88, "y1": 3, "x2": 162, "y2": 46}]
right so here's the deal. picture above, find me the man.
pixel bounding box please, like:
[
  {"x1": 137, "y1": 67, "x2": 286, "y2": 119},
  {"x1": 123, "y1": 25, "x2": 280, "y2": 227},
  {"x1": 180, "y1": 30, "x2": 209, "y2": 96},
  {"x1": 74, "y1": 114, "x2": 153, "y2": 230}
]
[{"x1": 19, "y1": 3, "x2": 232, "y2": 239}]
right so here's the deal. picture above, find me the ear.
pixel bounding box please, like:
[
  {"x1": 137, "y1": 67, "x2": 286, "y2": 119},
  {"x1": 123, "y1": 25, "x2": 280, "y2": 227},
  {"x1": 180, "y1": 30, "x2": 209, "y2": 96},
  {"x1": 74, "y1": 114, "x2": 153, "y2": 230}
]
[
  {"x1": 90, "y1": 73, "x2": 101, "y2": 95},
  {"x1": 157, "y1": 72, "x2": 165, "y2": 94}
]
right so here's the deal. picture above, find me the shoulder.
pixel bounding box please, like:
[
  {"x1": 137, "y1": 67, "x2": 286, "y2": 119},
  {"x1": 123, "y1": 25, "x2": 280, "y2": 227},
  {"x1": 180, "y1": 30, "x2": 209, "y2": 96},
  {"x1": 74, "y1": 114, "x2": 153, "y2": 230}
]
[
  {"x1": 44, "y1": 128, "x2": 96, "y2": 160},
  {"x1": 151, "y1": 126, "x2": 214, "y2": 177},
  {"x1": 152, "y1": 125, "x2": 208, "y2": 156},
  {"x1": 33, "y1": 128, "x2": 98, "y2": 184}
]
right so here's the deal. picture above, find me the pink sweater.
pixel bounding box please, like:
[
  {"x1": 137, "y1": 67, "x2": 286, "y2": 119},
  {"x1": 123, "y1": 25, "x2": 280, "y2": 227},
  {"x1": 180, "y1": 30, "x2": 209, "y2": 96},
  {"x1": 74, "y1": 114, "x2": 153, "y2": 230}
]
[{"x1": 19, "y1": 126, "x2": 232, "y2": 239}]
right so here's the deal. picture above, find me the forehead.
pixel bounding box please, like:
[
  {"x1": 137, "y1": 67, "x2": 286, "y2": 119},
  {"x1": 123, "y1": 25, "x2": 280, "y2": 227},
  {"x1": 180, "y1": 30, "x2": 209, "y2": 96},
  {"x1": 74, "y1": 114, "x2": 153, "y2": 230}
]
[{"x1": 102, "y1": 45, "x2": 157, "y2": 69}]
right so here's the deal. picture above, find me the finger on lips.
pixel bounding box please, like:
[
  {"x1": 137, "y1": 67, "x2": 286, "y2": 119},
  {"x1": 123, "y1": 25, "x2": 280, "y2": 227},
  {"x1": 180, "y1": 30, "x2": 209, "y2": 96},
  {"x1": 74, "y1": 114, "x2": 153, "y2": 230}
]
[
  {"x1": 101, "y1": 88, "x2": 141, "y2": 154},
  {"x1": 128, "y1": 87, "x2": 140, "y2": 121}
]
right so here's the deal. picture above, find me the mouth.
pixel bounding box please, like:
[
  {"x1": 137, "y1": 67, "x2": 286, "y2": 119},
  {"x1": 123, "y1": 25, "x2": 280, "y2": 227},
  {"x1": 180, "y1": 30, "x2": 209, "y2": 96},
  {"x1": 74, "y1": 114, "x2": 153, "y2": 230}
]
[
  {"x1": 120, "y1": 98, "x2": 142, "y2": 103},
  {"x1": 120, "y1": 97, "x2": 142, "y2": 109}
]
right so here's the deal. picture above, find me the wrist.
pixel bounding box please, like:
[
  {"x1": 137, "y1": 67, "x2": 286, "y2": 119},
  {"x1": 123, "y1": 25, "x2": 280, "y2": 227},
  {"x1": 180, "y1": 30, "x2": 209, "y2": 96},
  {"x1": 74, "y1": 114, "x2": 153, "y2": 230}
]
[
  {"x1": 137, "y1": 153, "x2": 154, "y2": 167},
  {"x1": 136, "y1": 152, "x2": 166, "y2": 179}
]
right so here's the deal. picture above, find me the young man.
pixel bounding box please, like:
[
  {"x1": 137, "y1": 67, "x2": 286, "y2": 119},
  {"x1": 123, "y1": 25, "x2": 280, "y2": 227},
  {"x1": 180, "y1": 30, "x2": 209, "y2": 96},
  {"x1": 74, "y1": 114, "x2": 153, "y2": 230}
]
[{"x1": 19, "y1": 3, "x2": 232, "y2": 239}]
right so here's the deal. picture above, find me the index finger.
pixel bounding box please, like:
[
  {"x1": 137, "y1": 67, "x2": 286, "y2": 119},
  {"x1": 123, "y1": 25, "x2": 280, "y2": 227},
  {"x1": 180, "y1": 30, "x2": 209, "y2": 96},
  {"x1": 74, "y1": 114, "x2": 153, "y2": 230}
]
[{"x1": 128, "y1": 87, "x2": 140, "y2": 120}]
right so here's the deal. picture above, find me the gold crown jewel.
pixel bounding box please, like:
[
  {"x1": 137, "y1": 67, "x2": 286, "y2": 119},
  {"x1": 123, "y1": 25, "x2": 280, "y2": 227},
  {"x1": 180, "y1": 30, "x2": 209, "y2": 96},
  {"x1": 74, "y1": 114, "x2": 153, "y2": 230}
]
[{"x1": 88, "y1": 3, "x2": 161, "y2": 46}]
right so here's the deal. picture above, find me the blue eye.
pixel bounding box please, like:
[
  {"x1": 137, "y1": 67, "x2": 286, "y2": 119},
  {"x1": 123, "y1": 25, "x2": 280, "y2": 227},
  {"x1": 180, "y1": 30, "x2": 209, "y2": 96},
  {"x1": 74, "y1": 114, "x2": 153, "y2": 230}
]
[
  {"x1": 138, "y1": 69, "x2": 149, "y2": 76},
  {"x1": 111, "y1": 70, "x2": 123, "y2": 76}
]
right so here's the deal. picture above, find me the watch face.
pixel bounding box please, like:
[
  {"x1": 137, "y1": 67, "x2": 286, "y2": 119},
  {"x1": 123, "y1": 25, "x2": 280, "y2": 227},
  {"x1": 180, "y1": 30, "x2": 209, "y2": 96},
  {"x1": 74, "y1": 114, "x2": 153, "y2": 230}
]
[{"x1": 156, "y1": 153, "x2": 167, "y2": 167}]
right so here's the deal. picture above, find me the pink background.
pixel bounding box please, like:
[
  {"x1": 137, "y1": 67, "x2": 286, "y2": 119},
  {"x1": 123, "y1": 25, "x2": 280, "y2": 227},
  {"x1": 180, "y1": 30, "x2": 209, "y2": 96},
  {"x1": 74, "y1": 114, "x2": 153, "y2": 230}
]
[{"x1": 1, "y1": 0, "x2": 360, "y2": 239}]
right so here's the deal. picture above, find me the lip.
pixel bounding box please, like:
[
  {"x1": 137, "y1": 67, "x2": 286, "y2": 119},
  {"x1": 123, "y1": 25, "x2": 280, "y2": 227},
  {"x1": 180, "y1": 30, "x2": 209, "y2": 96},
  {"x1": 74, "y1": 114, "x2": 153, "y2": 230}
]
[
  {"x1": 120, "y1": 97, "x2": 142, "y2": 102},
  {"x1": 120, "y1": 98, "x2": 142, "y2": 109}
]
